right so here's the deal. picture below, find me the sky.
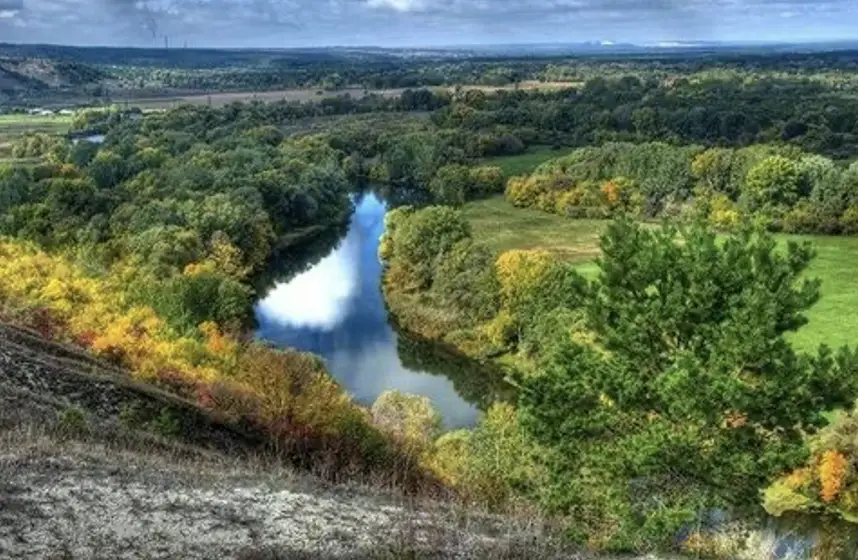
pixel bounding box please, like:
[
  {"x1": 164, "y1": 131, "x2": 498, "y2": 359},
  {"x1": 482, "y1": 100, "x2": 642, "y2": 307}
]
[{"x1": 0, "y1": 0, "x2": 855, "y2": 48}]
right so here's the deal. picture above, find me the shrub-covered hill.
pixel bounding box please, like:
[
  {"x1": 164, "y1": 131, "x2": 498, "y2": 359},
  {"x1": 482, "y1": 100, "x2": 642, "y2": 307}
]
[
  {"x1": 0, "y1": 321, "x2": 592, "y2": 560},
  {"x1": 0, "y1": 57, "x2": 107, "y2": 100}
]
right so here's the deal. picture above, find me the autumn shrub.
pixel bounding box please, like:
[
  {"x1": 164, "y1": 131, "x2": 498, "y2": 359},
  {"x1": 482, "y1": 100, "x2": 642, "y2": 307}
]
[
  {"x1": 428, "y1": 430, "x2": 471, "y2": 487},
  {"x1": 706, "y1": 193, "x2": 742, "y2": 230},
  {"x1": 0, "y1": 238, "x2": 432, "y2": 487},
  {"x1": 424, "y1": 403, "x2": 544, "y2": 510},
  {"x1": 372, "y1": 391, "x2": 443, "y2": 455},
  {"x1": 765, "y1": 409, "x2": 858, "y2": 523}
]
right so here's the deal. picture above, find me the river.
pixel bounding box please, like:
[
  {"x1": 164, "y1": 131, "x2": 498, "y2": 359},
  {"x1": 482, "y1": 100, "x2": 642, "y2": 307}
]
[{"x1": 254, "y1": 192, "x2": 481, "y2": 428}]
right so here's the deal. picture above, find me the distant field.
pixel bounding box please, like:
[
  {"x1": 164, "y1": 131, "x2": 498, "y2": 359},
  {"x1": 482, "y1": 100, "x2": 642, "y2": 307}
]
[
  {"x1": 121, "y1": 87, "x2": 404, "y2": 110},
  {"x1": 482, "y1": 145, "x2": 574, "y2": 177},
  {"x1": 0, "y1": 114, "x2": 73, "y2": 133},
  {"x1": 0, "y1": 114, "x2": 72, "y2": 160},
  {"x1": 462, "y1": 196, "x2": 858, "y2": 352},
  {"x1": 119, "y1": 80, "x2": 579, "y2": 111}
]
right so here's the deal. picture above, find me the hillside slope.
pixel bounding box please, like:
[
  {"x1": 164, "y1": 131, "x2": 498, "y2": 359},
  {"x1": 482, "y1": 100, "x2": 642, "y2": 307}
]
[
  {"x1": 0, "y1": 323, "x2": 604, "y2": 559},
  {"x1": 0, "y1": 57, "x2": 105, "y2": 102}
]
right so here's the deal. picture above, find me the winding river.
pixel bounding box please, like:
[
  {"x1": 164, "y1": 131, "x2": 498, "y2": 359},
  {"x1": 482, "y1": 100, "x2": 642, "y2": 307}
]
[{"x1": 254, "y1": 193, "x2": 481, "y2": 428}]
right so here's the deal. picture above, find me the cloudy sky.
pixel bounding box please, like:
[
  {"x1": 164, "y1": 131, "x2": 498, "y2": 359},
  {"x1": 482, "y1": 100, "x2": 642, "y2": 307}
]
[{"x1": 0, "y1": 0, "x2": 854, "y2": 48}]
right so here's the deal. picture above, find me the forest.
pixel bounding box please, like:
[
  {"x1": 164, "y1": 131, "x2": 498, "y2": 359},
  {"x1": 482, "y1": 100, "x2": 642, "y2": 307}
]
[{"x1": 4, "y1": 47, "x2": 858, "y2": 557}]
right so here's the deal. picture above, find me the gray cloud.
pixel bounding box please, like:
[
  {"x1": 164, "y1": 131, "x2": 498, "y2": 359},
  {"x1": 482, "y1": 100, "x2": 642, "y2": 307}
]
[{"x1": 0, "y1": 0, "x2": 855, "y2": 47}]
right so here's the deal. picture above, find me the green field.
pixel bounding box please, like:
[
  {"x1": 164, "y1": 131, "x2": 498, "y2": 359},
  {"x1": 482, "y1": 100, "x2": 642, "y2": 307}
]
[
  {"x1": 463, "y1": 196, "x2": 858, "y2": 352},
  {"x1": 482, "y1": 146, "x2": 574, "y2": 177},
  {"x1": 0, "y1": 114, "x2": 73, "y2": 135},
  {"x1": 0, "y1": 114, "x2": 73, "y2": 160}
]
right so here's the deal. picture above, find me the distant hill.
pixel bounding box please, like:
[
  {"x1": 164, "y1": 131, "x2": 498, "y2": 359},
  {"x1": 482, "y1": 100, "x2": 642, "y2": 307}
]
[{"x1": 0, "y1": 56, "x2": 106, "y2": 102}]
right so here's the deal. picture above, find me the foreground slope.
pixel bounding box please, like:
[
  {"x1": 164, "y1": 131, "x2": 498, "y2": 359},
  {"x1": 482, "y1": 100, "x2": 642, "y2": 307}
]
[{"x1": 0, "y1": 322, "x2": 614, "y2": 560}]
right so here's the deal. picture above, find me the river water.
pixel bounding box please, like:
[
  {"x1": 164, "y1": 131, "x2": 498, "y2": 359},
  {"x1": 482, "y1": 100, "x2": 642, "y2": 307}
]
[{"x1": 254, "y1": 193, "x2": 481, "y2": 428}]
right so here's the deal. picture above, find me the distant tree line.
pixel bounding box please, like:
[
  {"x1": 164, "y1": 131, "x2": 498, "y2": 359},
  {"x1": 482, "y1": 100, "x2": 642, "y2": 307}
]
[{"x1": 506, "y1": 141, "x2": 858, "y2": 235}]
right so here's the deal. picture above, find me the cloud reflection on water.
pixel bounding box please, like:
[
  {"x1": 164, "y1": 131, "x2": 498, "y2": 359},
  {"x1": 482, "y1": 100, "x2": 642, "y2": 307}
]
[
  {"x1": 256, "y1": 233, "x2": 360, "y2": 331},
  {"x1": 255, "y1": 193, "x2": 479, "y2": 428}
]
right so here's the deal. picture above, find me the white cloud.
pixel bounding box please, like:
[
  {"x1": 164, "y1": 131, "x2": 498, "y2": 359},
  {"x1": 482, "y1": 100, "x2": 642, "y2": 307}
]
[
  {"x1": 0, "y1": 9, "x2": 18, "y2": 18},
  {"x1": 1, "y1": 0, "x2": 857, "y2": 46},
  {"x1": 367, "y1": 0, "x2": 427, "y2": 12}
]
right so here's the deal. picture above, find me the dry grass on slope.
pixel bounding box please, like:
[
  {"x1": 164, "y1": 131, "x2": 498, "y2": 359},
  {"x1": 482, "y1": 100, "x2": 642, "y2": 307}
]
[
  {"x1": 0, "y1": 391, "x2": 586, "y2": 560},
  {"x1": 0, "y1": 321, "x2": 593, "y2": 560}
]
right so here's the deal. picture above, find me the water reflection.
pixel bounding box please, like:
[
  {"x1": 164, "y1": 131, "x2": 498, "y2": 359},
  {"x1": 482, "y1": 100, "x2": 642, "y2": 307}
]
[{"x1": 255, "y1": 192, "x2": 481, "y2": 428}]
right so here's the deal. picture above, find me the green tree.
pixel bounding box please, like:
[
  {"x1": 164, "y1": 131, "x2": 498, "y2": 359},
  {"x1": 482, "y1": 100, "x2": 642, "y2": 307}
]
[
  {"x1": 429, "y1": 164, "x2": 471, "y2": 206},
  {"x1": 381, "y1": 206, "x2": 471, "y2": 289},
  {"x1": 743, "y1": 155, "x2": 802, "y2": 211},
  {"x1": 518, "y1": 218, "x2": 858, "y2": 551},
  {"x1": 432, "y1": 239, "x2": 500, "y2": 322}
]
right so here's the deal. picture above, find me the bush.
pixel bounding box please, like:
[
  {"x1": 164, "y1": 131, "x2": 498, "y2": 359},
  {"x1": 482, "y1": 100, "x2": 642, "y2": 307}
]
[
  {"x1": 459, "y1": 403, "x2": 543, "y2": 509},
  {"x1": 57, "y1": 406, "x2": 88, "y2": 437},
  {"x1": 841, "y1": 206, "x2": 858, "y2": 234},
  {"x1": 469, "y1": 166, "x2": 505, "y2": 196},
  {"x1": 781, "y1": 200, "x2": 822, "y2": 234},
  {"x1": 371, "y1": 391, "x2": 443, "y2": 453},
  {"x1": 151, "y1": 407, "x2": 182, "y2": 438}
]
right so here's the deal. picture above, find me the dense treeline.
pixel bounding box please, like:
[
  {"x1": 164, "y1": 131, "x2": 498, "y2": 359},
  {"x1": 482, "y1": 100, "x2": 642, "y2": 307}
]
[
  {"x1": 2, "y1": 108, "x2": 356, "y2": 332},
  {"x1": 380, "y1": 205, "x2": 858, "y2": 553},
  {"x1": 506, "y1": 141, "x2": 858, "y2": 234},
  {"x1": 432, "y1": 77, "x2": 858, "y2": 159}
]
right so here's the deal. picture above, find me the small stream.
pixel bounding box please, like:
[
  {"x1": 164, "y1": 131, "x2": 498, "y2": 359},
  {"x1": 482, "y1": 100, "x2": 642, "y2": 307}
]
[{"x1": 254, "y1": 192, "x2": 481, "y2": 428}]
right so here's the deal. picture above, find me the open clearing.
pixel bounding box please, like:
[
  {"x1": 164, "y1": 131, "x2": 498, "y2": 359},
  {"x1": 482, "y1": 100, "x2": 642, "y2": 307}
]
[
  {"x1": 0, "y1": 114, "x2": 73, "y2": 154},
  {"x1": 483, "y1": 146, "x2": 575, "y2": 177},
  {"x1": 463, "y1": 196, "x2": 858, "y2": 352}
]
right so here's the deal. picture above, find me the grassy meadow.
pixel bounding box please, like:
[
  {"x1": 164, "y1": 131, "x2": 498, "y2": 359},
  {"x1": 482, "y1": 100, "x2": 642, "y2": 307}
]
[
  {"x1": 0, "y1": 113, "x2": 73, "y2": 135},
  {"x1": 0, "y1": 113, "x2": 72, "y2": 161},
  {"x1": 482, "y1": 146, "x2": 575, "y2": 177},
  {"x1": 462, "y1": 196, "x2": 858, "y2": 352}
]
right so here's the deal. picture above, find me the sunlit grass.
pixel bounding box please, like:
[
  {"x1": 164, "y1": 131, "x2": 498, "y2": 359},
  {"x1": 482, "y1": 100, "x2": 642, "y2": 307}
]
[
  {"x1": 481, "y1": 146, "x2": 574, "y2": 178},
  {"x1": 0, "y1": 113, "x2": 72, "y2": 152},
  {"x1": 462, "y1": 196, "x2": 858, "y2": 352},
  {"x1": 0, "y1": 113, "x2": 73, "y2": 131}
]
